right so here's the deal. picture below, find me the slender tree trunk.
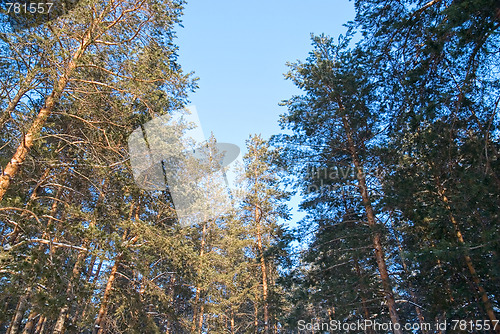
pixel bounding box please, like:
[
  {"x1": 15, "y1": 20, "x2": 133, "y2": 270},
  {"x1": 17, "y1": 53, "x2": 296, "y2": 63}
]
[
  {"x1": 253, "y1": 301, "x2": 259, "y2": 334},
  {"x1": 8, "y1": 180, "x2": 66, "y2": 334},
  {"x1": 34, "y1": 316, "x2": 46, "y2": 334},
  {"x1": 0, "y1": 25, "x2": 93, "y2": 202},
  {"x1": 437, "y1": 186, "x2": 500, "y2": 333},
  {"x1": 340, "y1": 111, "x2": 402, "y2": 334},
  {"x1": 230, "y1": 307, "x2": 235, "y2": 334},
  {"x1": 255, "y1": 207, "x2": 269, "y2": 334},
  {"x1": 389, "y1": 215, "x2": 428, "y2": 333},
  {"x1": 7, "y1": 286, "x2": 32, "y2": 334},
  {"x1": 52, "y1": 250, "x2": 86, "y2": 334},
  {"x1": 0, "y1": 69, "x2": 38, "y2": 132},
  {"x1": 197, "y1": 304, "x2": 204, "y2": 334},
  {"x1": 21, "y1": 310, "x2": 39, "y2": 334},
  {"x1": 54, "y1": 179, "x2": 106, "y2": 333},
  {"x1": 354, "y1": 259, "x2": 375, "y2": 334},
  {"x1": 75, "y1": 258, "x2": 103, "y2": 329},
  {"x1": 93, "y1": 234, "x2": 139, "y2": 334},
  {"x1": 93, "y1": 256, "x2": 121, "y2": 334},
  {"x1": 192, "y1": 222, "x2": 207, "y2": 333}
]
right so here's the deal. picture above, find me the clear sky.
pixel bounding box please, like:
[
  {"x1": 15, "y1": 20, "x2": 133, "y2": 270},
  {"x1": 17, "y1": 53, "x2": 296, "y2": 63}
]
[
  {"x1": 176, "y1": 0, "x2": 355, "y2": 150},
  {"x1": 175, "y1": 1, "x2": 355, "y2": 225}
]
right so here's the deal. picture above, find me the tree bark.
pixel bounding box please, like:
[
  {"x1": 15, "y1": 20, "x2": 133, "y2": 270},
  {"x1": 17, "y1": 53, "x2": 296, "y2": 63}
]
[
  {"x1": 255, "y1": 206, "x2": 270, "y2": 334},
  {"x1": 93, "y1": 235, "x2": 138, "y2": 334},
  {"x1": 192, "y1": 222, "x2": 207, "y2": 333},
  {"x1": 253, "y1": 301, "x2": 259, "y2": 334},
  {"x1": 52, "y1": 250, "x2": 86, "y2": 334},
  {"x1": 34, "y1": 316, "x2": 46, "y2": 334},
  {"x1": 21, "y1": 310, "x2": 38, "y2": 334},
  {"x1": 340, "y1": 111, "x2": 402, "y2": 334},
  {"x1": 437, "y1": 186, "x2": 500, "y2": 334},
  {"x1": 92, "y1": 256, "x2": 121, "y2": 334},
  {"x1": 7, "y1": 286, "x2": 31, "y2": 334},
  {"x1": 0, "y1": 25, "x2": 93, "y2": 202},
  {"x1": 197, "y1": 303, "x2": 204, "y2": 334}
]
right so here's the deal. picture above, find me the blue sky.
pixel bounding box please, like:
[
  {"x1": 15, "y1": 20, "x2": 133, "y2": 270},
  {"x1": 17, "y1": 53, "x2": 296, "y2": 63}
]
[
  {"x1": 175, "y1": 1, "x2": 355, "y2": 225},
  {"x1": 176, "y1": 0, "x2": 355, "y2": 149}
]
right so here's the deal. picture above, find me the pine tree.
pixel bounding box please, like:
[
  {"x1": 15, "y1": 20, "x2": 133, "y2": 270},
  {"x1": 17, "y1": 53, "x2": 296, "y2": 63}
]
[
  {"x1": 277, "y1": 35, "x2": 404, "y2": 332},
  {"x1": 238, "y1": 135, "x2": 291, "y2": 333}
]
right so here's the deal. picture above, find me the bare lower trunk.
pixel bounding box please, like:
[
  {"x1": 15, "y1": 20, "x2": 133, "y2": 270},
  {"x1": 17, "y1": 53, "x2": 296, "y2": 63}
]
[
  {"x1": 93, "y1": 232, "x2": 139, "y2": 334},
  {"x1": 340, "y1": 111, "x2": 402, "y2": 333}
]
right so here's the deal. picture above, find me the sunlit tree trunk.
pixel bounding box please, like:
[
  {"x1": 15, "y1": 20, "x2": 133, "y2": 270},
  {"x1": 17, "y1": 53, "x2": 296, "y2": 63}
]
[
  {"x1": 192, "y1": 222, "x2": 207, "y2": 333},
  {"x1": 7, "y1": 286, "x2": 31, "y2": 334},
  {"x1": 52, "y1": 250, "x2": 86, "y2": 334},
  {"x1": 34, "y1": 315, "x2": 46, "y2": 334},
  {"x1": 253, "y1": 301, "x2": 259, "y2": 334},
  {"x1": 255, "y1": 206, "x2": 269, "y2": 334},
  {"x1": 93, "y1": 234, "x2": 138, "y2": 334},
  {"x1": 340, "y1": 110, "x2": 402, "y2": 334},
  {"x1": 21, "y1": 310, "x2": 38, "y2": 334},
  {"x1": 0, "y1": 22, "x2": 93, "y2": 202},
  {"x1": 436, "y1": 184, "x2": 499, "y2": 333}
]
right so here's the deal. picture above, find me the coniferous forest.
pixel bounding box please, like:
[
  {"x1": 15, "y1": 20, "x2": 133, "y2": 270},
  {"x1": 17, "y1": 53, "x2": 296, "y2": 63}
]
[{"x1": 0, "y1": 0, "x2": 499, "y2": 333}]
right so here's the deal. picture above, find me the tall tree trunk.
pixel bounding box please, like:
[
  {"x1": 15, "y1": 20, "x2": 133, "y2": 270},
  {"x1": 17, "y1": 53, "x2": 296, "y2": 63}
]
[
  {"x1": 92, "y1": 255, "x2": 121, "y2": 334},
  {"x1": 54, "y1": 179, "x2": 106, "y2": 333},
  {"x1": 354, "y1": 259, "x2": 375, "y2": 334},
  {"x1": 389, "y1": 215, "x2": 428, "y2": 333},
  {"x1": 437, "y1": 185, "x2": 500, "y2": 333},
  {"x1": 7, "y1": 286, "x2": 32, "y2": 334},
  {"x1": 253, "y1": 301, "x2": 259, "y2": 334},
  {"x1": 255, "y1": 207, "x2": 269, "y2": 334},
  {"x1": 93, "y1": 234, "x2": 139, "y2": 334},
  {"x1": 192, "y1": 222, "x2": 207, "y2": 333},
  {"x1": 21, "y1": 310, "x2": 39, "y2": 334},
  {"x1": 52, "y1": 250, "x2": 86, "y2": 334},
  {"x1": 34, "y1": 316, "x2": 46, "y2": 334},
  {"x1": 74, "y1": 258, "x2": 103, "y2": 330},
  {"x1": 340, "y1": 111, "x2": 402, "y2": 334},
  {"x1": 197, "y1": 303, "x2": 204, "y2": 334},
  {"x1": 0, "y1": 25, "x2": 93, "y2": 202},
  {"x1": 8, "y1": 179, "x2": 66, "y2": 334}
]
